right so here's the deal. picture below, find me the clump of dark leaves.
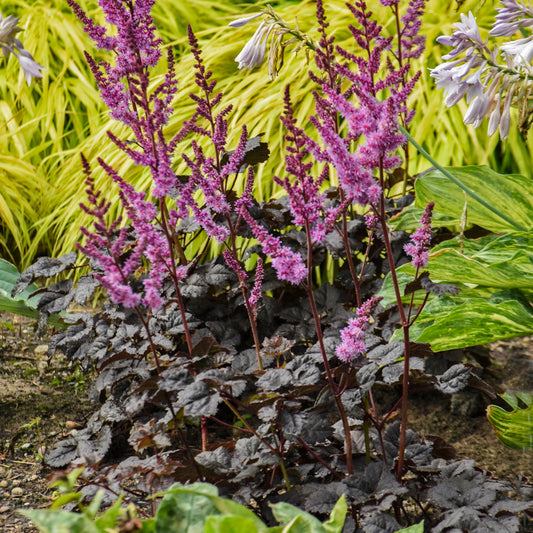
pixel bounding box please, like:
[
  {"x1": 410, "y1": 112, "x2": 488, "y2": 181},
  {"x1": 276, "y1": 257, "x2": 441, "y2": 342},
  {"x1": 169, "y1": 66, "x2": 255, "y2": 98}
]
[{"x1": 13, "y1": 197, "x2": 532, "y2": 531}]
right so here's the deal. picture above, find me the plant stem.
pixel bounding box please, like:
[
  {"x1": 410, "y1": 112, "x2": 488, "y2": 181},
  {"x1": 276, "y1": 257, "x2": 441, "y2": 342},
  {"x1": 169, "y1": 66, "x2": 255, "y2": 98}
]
[
  {"x1": 377, "y1": 160, "x2": 409, "y2": 479},
  {"x1": 304, "y1": 221, "x2": 353, "y2": 474},
  {"x1": 222, "y1": 398, "x2": 291, "y2": 490},
  {"x1": 339, "y1": 190, "x2": 362, "y2": 308}
]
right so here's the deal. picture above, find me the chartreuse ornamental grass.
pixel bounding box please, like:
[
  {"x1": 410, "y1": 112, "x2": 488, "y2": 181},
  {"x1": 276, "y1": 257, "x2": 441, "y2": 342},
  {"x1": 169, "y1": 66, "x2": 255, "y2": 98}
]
[{"x1": 1, "y1": 0, "x2": 530, "y2": 269}]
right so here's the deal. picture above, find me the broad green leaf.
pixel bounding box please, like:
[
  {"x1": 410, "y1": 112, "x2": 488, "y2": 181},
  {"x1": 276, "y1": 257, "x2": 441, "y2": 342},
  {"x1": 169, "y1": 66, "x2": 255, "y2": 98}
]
[
  {"x1": 394, "y1": 521, "x2": 424, "y2": 533},
  {"x1": 0, "y1": 258, "x2": 39, "y2": 304},
  {"x1": 402, "y1": 289, "x2": 533, "y2": 351},
  {"x1": 94, "y1": 493, "x2": 125, "y2": 529},
  {"x1": 82, "y1": 488, "x2": 105, "y2": 520},
  {"x1": 155, "y1": 483, "x2": 219, "y2": 533},
  {"x1": 281, "y1": 515, "x2": 318, "y2": 533},
  {"x1": 379, "y1": 270, "x2": 438, "y2": 308},
  {"x1": 140, "y1": 519, "x2": 156, "y2": 533},
  {"x1": 205, "y1": 515, "x2": 260, "y2": 533},
  {"x1": 0, "y1": 258, "x2": 65, "y2": 326},
  {"x1": 426, "y1": 233, "x2": 533, "y2": 289},
  {"x1": 391, "y1": 206, "x2": 457, "y2": 232},
  {"x1": 19, "y1": 510, "x2": 102, "y2": 533},
  {"x1": 155, "y1": 483, "x2": 268, "y2": 533},
  {"x1": 0, "y1": 258, "x2": 40, "y2": 318},
  {"x1": 413, "y1": 166, "x2": 533, "y2": 233},
  {"x1": 380, "y1": 232, "x2": 533, "y2": 351},
  {"x1": 270, "y1": 502, "x2": 326, "y2": 533},
  {"x1": 48, "y1": 492, "x2": 82, "y2": 510},
  {"x1": 322, "y1": 495, "x2": 347, "y2": 533},
  {"x1": 487, "y1": 392, "x2": 533, "y2": 450}
]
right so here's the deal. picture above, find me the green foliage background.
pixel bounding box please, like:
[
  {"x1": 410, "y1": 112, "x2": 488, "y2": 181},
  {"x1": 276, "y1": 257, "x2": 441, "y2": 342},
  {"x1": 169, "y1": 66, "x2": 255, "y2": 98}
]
[{"x1": 0, "y1": 0, "x2": 531, "y2": 270}]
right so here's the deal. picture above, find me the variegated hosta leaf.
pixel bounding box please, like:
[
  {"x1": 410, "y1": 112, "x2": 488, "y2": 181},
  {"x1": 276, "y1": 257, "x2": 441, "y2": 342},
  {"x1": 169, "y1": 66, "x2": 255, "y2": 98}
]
[
  {"x1": 394, "y1": 288, "x2": 533, "y2": 351},
  {"x1": 425, "y1": 233, "x2": 533, "y2": 289},
  {"x1": 0, "y1": 258, "x2": 39, "y2": 318},
  {"x1": 393, "y1": 166, "x2": 533, "y2": 233},
  {"x1": 487, "y1": 392, "x2": 533, "y2": 451},
  {"x1": 380, "y1": 230, "x2": 533, "y2": 351}
]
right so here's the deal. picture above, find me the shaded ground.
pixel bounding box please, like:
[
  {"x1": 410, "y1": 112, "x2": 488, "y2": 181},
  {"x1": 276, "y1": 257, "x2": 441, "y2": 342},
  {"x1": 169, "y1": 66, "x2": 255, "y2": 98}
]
[{"x1": 0, "y1": 313, "x2": 531, "y2": 532}]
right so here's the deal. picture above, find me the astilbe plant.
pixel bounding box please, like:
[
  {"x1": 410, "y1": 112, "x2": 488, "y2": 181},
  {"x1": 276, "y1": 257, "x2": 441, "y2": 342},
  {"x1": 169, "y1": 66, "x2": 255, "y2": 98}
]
[{"x1": 15, "y1": 0, "x2": 532, "y2": 530}]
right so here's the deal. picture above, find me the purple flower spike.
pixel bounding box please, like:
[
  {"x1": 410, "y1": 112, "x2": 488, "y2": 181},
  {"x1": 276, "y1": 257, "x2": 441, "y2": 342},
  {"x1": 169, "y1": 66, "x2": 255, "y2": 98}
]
[
  {"x1": 404, "y1": 201, "x2": 434, "y2": 268},
  {"x1": 248, "y1": 258, "x2": 264, "y2": 320},
  {"x1": 336, "y1": 297, "x2": 382, "y2": 363},
  {"x1": 275, "y1": 86, "x2": 330, "y2": 243},
  {"x1": 240, "y1": 206, "x2": 308, "y2": 285}
]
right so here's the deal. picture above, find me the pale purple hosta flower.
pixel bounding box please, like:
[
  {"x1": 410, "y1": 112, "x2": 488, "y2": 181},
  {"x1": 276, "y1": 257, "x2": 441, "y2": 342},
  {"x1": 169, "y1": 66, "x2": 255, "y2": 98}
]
[
  {"x1": 430, "y1": 12, "x2": 491, "y2": 108},
  {"x1": 438, "y1": 11, "x2": 486, "y2": 59},
  {"x1": 404, "y1": 202, "x2": 434, "y2": 269},
  {"x1": 431, "y1": 7, "x2": 533, "y2": 139},
  {"x1": 228, "y1": 5, "x2": 315, "y2": 78},
  {"x1": 234, "y1": 20, "x2": 273, "y2": 69},
  {"x1": 228, "y1": 13, "x2": 262, "y2": 28},
  {"x1": 500, "y1": 34, "x2": 533, "y2": 65},
  {"x1": 14, "y1": 48, "x2": 43, "y2": 85},
  {"x1": 490, "y1": 0, "x2": 533, "y2": 37},
  {"x1": 0, "y1": 12, "x2": 21, "y2": 50},
  {"x1": 0, "y1": 12, "x2": 43, "y2": 85},
  {"x1": 336, "y1": 297, "x2": 382, "y2": 363}
]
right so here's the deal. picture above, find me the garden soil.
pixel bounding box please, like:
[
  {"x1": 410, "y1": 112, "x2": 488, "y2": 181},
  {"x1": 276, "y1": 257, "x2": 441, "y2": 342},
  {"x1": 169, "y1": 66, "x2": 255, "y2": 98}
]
[{"x1": 0, "y1": 313, "x2": 531, "y2": 532}]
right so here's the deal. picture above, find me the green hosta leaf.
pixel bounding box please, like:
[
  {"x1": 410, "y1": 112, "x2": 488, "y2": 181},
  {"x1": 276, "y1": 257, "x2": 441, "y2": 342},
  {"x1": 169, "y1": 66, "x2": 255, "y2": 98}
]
[
  {"x1": 391, "y1": 206, "x2": 457, "y2": 232},
  {"x1": 93, "y1": 493, "x2": 126, "y2": 530},
  {"x1": 0, "y1": 258, "x2": 40, "y2": 317},
  {"x1": 155, "y1": 483, "x2": 268, "y2": 533},
  {"x1": 397, "y1": 289, "x2": 533, "y2": 351},
  {"x1": 155, "y1": 483, "x2": 219, "y2": 533},
  {"x1": 322, "y1": 495, "x2": 347, "y2": 533},
  {"x1": 381, "y1": 232, "x2": 533, "y2": 351},
  {"x1": 487, "y1": 392, "x2": 533, "y2": 450},
  {"x1": 379, "y1": 270, "x2": 429, "y2": 308},
  {"x1": 394, "y1": 521, "x2": 424, "y2": 533},
  {"x1": 19, "y1": 510, "x2": 102, "y2": 533},
  {"x1": 270, "y1": 495, "x2": 346, "y2": 533},
  {"x1": 426, "y1": 233, "x2": 533, "y2": 289},
  {"x1": 205, "y1": 515, "x2": 260, "y2": 533},
  {"x1": 398, "y1": 166, "x2": 533, "y2": 233},
  {"x1": 270, "y1": 510, "x2": 324, "y2": 533}
]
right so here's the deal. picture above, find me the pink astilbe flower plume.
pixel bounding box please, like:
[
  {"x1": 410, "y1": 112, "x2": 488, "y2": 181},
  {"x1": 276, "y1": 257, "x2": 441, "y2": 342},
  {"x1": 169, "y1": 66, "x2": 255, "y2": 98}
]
[
  {"x1": 239, "y1": 207, "x2": 307, "y2": 285},
  {"x1": 274, "y1": 86, "x2": 337, "y2": 243},
  {"x1": 68, "y1": 0, "x2": 179, "y2": 199},
  {"x1": 306, "y1": 0, "x2": 424, "y2": 208},
  {"x1": 77, "y1": 156, "x2": 142, "y2": 309},
  {"x1": 404, "y1": 201, "x2": 434, "y2": 269},
  {"x1": 336, "y1": 296, "x2": 382, "y2": 363}
]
